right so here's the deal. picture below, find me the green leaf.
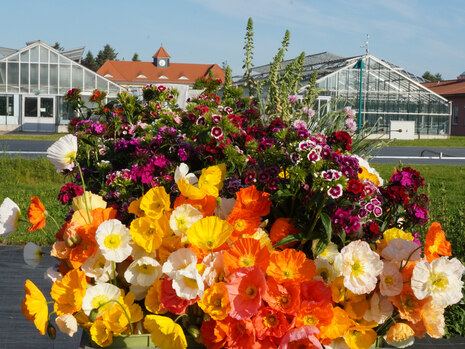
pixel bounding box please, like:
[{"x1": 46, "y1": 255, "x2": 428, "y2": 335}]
[
  {"x1": 313, "y1": 239, "x2": 328, "y2": 257},
  {"x1": 320, "y1": 212, "x2": 332, "y2": 241},
  {"x1": 273, "y1": 233, "x2": 302, "y2": 248}
]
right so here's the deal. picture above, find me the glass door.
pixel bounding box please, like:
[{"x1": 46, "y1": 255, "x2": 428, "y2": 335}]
[{"x1": 22, "y1": 96, "x2": 55, "y2": 132}]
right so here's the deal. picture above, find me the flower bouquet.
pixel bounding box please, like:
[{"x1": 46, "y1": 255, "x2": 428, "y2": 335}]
[{"x1": 11, "y1": 84, "x2": 464, "y2": 349}]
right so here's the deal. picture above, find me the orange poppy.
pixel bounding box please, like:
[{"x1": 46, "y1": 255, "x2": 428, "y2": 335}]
[
  {"x1": 269, "y1": 217, "x2": 299, "y2": 248},
  {"x1": 389, "y1": 289, "x2": 428, "y2": 324},
  {"x1": 234, "y1": 185, "x2": 271, "y2": 218},
  {"x1": 51, "y1": 268, "x2": 87, "y2": 315},
  {"x1": 296, "y1": 300, "x2": 334, "y2": 330},
  {"x1": 200, "y1": 318, "x2": 229, "y2": 349},
  {"x1": 226, "y1": 208, "x2": 261, "y2": 239},
  {"x1": 253, "y1": 306, "x2": 293, "y2": 340},
  {"x1": 424, "y1": 222, "x2": 451, "y2": 262},
  {"x1": 224, "y1": 317, "x2": 256, "y2": 348},
  {"x1": 27, "y1": 196, "x2": 46, "y2": 231},
  {"x1": 266, "y1": 249, "x2": 315, "y2": 283},
  {"x1": 173, "y1": 194, "x2": 216, "y2": 217},
  {"x1": 263, "y1": 277, "x2": 300, "y2": 315},
  {"x1": 319, "y1": 306, "x2": 353, "y2": 341},
  {"x1": 69, "y1": 207, "x2": 117, "y2": 268},
  {"x1": 223, "y1": 237, "x2": 270, "y2": 273}
]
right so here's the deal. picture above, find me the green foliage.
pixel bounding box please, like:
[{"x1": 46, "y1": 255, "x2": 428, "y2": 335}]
[
  {"x1": 242, "y1": 17, "x2": 255, "y2": 96},
  {"x1": 82, "y1": 51, "x2": 98, "y2": 71},
  {"x1": 96, "y1": 44, "x2": 118, "y2": 68},
  {"x1": 422, "y1": 71, "x2": 443, "y2": 82},
  {"x1": 265, "y1": 30, "x2": 290, "y2": 116},
  {"x1": 132, "y1": 52, "x2": 140, "y2": 62}
]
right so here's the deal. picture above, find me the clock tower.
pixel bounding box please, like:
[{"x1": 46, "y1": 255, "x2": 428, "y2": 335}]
[{"x1": 153, "y1": 46, "x2": 171, "y2": 68}]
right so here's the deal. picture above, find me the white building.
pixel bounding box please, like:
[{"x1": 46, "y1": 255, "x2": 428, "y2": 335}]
[{"x1": 0, "y1": 41, "x2": 122, "y2": 132}]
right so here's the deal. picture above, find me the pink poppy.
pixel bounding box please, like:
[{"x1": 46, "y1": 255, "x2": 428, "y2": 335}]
[{"x1": 226, "y1": 266, "x2": 266, "y2": 320}]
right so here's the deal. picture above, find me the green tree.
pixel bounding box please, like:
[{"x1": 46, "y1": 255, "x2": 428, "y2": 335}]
[
  {"x1": 52, "y1": 42, "x2": 64, "y2": 51},
  {"x1": 423, "y1": 71, "x2": 443, "y2": 82},
  {"x1": 132, "y1": 53, "x2": 140, "y2": 62},
  {"x1": 96, "y1": 44, "x2": 118, "y2": 68},
  {"x1": 82, "y1": 51, "x2": 98, "y2": 71}
]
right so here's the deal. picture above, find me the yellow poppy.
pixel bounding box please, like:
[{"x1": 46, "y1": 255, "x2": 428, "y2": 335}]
[
  {"x1": 198, "y1": 163, "x2": 226, "y2": 197},
  {"x1": 383, "y1": 227, "x2": 414, "y2": 244},
  {"x1": 145, "y1": 280, "x2": 167, "y2": 314},
  {"x1": 185, "y1": 216, "x2": 233, "y2": 250},
  {"x1": 178, "y1": 178, "x2": 206, "y2": 200},
  {"x1": 144, "y1": 315, "x2": 187, "y2": 349},
  {"x1": 22, "y1": 280, "x2": 48, "y2": 335},
  {"x1": 140, "y1": 187, "x2": 171, "y2": 219},
  {"x1": 130, "y1": 215, "x2": 168, "y2": 253},
  {"x1": 90, "y1": 318, "x2": 113, "y2": 348},
  {"x1": 198, "y1": 282, "x2": 230, "y2": 320},
  {"x1": 128, "y1": 197, "x2": 145, "y2": 217},
  {"x1": 344, "y1": 324, "x2": 377, "y2": 349}
]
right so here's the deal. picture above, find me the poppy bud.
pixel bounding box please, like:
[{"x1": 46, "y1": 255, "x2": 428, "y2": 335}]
[
  {"x1": 89, "y1": 308, "x2": 99, "y2": 322},
  {"x1": 47, "y1": 322, "x2": 56, "y2": 339}
]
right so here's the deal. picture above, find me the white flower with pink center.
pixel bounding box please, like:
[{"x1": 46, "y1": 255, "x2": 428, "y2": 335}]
[
  {"x1": 328, "y1": 184, "x2": 343, "y2": 199},
  {"x1": 211, "y1": 126, "x2": 224, "y2": 139}
]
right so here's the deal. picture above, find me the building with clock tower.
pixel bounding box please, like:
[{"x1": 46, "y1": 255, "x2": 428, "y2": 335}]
[{"x1": 96, "y1": 46, "x2": 224, "y2": 108}]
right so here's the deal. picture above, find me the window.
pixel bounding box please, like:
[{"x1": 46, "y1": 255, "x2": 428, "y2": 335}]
[
  {"x1": 452, "y1": 106, "x2": 458, "y2": 125},
  {"x1": 0, "y1": 95, "x2": 14, "y2": 116}
]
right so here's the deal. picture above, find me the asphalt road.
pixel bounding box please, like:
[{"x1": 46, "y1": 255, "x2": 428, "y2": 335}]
[{"x1": 2, "y1": 140, "x2": 465, "y2": 165}]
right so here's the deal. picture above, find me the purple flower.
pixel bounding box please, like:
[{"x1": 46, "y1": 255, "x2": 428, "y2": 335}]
[
  {"x1": 244, "y1": 171, "x2": 256, "y2": 184},
  {"x1": 290, "y1": 153, "x2": 301, "y2": 164},
  {"x1": 258, "y1": 171, "x2": 270, "y2": 183},
  {"x1": 212, "y1": 114, "x2": 222, "y2": 124},
  {"x1": 268, "y1": 177, "x2": 279, "y2": 190}
]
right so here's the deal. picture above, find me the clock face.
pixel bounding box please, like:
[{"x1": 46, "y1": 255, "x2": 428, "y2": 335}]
[{"x1": 158, "y1": 59, "x2": 166, "y2": 67}]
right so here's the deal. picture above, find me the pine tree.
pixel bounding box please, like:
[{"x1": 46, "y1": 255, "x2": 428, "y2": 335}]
[
  {"x1": 132, "y1": 53, "x2": 140, "y2": 62},
  {"x1": 82, "y1": 51, "x2": 98, "y2": 71},
  {"x1": 52, "y1": 42, "x2": 64, "y2": 51},
  {"x1": 96, "y1": 44, "x2": 118, "y2": 69}
]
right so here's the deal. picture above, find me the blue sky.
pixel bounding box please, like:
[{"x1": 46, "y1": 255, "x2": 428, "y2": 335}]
[{"x1": 2, "y1": 0, "x2": 465, "y2": 80}]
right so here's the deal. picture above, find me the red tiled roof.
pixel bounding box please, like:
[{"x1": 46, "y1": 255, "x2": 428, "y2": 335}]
[
  {"x1": 152, "y1": 47, "x2": 171, "y2": 59},
  {"x1": 97, "y1": 60, "x2": 225, "y2": 86},
  {"x1": 422, "y1": 80, "x2": 465, "y2": 96}
]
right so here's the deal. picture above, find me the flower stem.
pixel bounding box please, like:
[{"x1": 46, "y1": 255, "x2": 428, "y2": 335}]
[{"x1": 77, "y1": 164, "x2": 92, "y2": 223}]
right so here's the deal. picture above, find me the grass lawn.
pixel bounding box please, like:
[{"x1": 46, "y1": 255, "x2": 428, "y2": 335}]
[
  {"x1": 380, "y1": 136, "x2": 465, "y2": 147},
  {"x1": 0, "y1": 133, "x2": 64, "y2": 141},
  {"x1": 0, "y1": 157, "x2": 69, "y2": 246}
]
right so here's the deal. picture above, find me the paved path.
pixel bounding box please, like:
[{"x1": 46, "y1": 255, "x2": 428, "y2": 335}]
[
  {"x1": 0, "y1": 245, "x2": 464, "y2": 348},
  {"x1": 0, "y1": 245, "x2": 81, "y2": 348}
]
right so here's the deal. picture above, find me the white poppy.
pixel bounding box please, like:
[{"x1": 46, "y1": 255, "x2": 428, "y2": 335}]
[
  {"x1": 381, "y1": 239, "x2": 421, "y2": 262},
  {"x1": 46, "y1": 134, "x2": 78, "y2": 172},
  {"x1": 171, "y1": 263, "x2": 205, "y2": 300},
  {"x1": 44, "y1": 266, "x2": 62, "y2": 284},
  {"x1": 23, "y1": 242, "x2": 43, "y2": 268},
  {"x1": 0, "y1": 197, "x2": 20, "y2": 238},
  {"x1": 129, "y1": 284, "x2": 150, "y2": 301},
  {"x1": 201, "y1": 251, "x2": 227, "y2": 287},
  {"x1": 411, "y1": 257, "x2": 465, "y2": 307},
  {"x1": 162, "y1": 248, "x2": 198, "y2": 278},
  {"x1": 82, "y1": 283, "x2": 121, "y2": 316},
  {"x1": 379, "y1": 261, "x2": 403, "y2": 297},
  {"x1": 169, "y1": 204, "x2": 203, "y2": 236},
  {"x1": 56, "y1": 314, "x2": 78, "y2": 337},
  {"x1": 81, "y1": 249, "x2": 112, "y2": 284},
  {"x1": 95, "y1": 219, "x2": 132, "y2": 263},
  {"x1": 314, "y1": 257, "x2": 337, "y2": 284},
  {"x1": 363, "y1": 292, "x2": 393, "y2": 324},
  {"x1": 124, "y1": 256, "x2": 162, "y2": 287},
  {"x1": 341, "y1": 240, "x2": 383, "y2": 294},
  {"x1": 72, "y1": 191, "x2": 107, "y2": 212},
  {"x1": 174, "y1": 163, "x2": 198, "y2": 184}
]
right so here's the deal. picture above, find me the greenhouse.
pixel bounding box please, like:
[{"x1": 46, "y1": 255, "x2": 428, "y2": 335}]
[
  {"x1": 0, "y1": 41, "x2": 122, "y2": 132},
  {"x1": 241, "y1": 53, "x2": 451, "y2": 138}
]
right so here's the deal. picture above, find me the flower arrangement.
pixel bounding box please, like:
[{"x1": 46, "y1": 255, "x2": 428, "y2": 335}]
[{"x1": 8, "y1": 80, "x2": 463, "y2": 349}]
